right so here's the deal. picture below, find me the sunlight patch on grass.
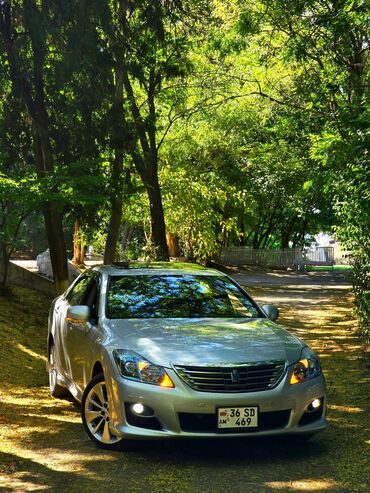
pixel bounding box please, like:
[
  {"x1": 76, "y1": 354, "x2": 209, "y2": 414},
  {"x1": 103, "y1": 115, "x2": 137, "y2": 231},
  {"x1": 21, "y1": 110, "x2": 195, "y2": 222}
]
[
  {"x1": 0, "y1": 473, "x2": 49, "y2": 492},
  {"x1": 0, "y1": 390, "x2": 68, "y2": 408},
  {"x1": 24, "y1": 412, "x2": 81, "y2": 424},
  {"x1": 0, "y1": 439, "x2": 112, "y2": 476},
  {"x1": 1, "y1": 425, "x2": 61, "y2": 441},
  {"x1": 306, "y1": 265, "x2": 352, "y2": 271},
  {"x1": 327, "y1": 404, "x2": 364, "y2": 413},
  {"x1": 264, "y1": 479, "x2": 338, "y2": 490},
  {"x1": 13, "y1": 343, "x2": 47, "y2": 362}
]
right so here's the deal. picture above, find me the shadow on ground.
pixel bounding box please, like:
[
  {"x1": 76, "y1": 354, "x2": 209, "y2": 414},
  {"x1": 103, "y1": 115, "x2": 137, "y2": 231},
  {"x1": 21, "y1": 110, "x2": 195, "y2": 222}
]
[{"x1": 0, "y1": 283, "x2": 369, "y2": 493}]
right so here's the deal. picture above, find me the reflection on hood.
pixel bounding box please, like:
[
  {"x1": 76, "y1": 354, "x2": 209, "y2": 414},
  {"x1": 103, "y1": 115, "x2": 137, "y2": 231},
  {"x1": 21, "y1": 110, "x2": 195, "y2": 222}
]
[{"x1": 107, "y1": 318, "x2": 303, "y2": 367}]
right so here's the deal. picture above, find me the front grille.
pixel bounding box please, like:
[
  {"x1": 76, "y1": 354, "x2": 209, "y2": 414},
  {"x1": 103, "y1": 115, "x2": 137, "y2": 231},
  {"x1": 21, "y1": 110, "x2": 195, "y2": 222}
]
[
  {"x1": 179, "y1": 410, "x2": 290, "y2": 433},
  {"x1": 173, "y1": 361, "x2": 286, "y2": 393}
]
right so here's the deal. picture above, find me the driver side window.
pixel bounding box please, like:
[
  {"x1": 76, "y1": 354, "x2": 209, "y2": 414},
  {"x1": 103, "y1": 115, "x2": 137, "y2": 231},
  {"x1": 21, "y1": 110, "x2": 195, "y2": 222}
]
[
  {"x1": 84, "y1": 278, "x2": 100, "y2": 321},
  {"x1": 67, "y1": 276, "x2": 91, "y2": 306}
]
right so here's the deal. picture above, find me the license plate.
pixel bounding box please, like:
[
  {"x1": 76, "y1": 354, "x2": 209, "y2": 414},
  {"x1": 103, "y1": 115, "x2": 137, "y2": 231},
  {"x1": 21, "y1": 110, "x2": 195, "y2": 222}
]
[{"x1": 217, "y1": 406, "x2": 258, "y2": 429}]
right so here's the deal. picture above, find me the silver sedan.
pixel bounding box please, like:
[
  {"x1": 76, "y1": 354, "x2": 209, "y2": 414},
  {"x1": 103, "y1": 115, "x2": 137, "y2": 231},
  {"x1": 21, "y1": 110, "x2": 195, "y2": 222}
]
[{"x1": 47, "y1": 262, "x2": 327, "y2": 449}]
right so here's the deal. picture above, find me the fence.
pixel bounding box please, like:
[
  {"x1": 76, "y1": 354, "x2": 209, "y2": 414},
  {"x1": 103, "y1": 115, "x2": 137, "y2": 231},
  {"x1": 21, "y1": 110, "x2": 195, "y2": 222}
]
[
  {"x1": 302, "y1": 246, "x2": 335, "y2": 266},
  {"x1": 218, "y1": 246, "x2": 334, "y2": 269}
]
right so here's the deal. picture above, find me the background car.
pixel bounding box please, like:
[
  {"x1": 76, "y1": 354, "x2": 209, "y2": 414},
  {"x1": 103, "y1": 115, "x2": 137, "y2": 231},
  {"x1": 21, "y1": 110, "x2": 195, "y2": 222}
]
[{"x1": 47, "y1": 262, "x2": 327, "y2": 449}]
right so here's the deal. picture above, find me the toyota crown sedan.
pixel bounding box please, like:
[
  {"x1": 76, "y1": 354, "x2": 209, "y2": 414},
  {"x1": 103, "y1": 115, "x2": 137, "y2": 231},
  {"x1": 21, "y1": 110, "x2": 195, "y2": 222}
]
[{"x1": 47, "y1": 262, "x2": 327, "y2": 449}]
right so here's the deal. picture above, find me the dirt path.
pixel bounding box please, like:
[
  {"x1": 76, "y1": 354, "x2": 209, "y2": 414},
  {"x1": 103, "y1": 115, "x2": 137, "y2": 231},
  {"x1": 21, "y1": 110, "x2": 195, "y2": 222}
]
[{"x1": 0, "y1": 276, "x2": 369, "y2": 493}]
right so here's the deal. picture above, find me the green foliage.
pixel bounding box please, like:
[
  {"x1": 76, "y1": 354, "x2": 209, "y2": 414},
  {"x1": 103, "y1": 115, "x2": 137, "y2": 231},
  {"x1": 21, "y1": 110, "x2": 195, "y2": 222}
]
[
  {"x1": 328, "y1": 125, "x2": 370, "y2": 336},
  {"x1": 159, "y1": 88, "x2": 332, "y2": 260},
  {"x1": 0, "y1": 84, "x2": 41, "y2": 286},
  {"x1": 0, "y1": 0, "x2": 368, "y2": 332},
  {"x1": 352, "y1": 251, "x2": 370, "y2": 338},
  {"x1": 252, "y1": 0, "x2": 369, "y2": 334}
]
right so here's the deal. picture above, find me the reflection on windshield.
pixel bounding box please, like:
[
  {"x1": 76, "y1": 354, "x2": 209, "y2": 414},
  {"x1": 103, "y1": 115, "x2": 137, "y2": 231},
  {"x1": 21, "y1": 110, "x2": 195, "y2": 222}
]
[{"x1": 107, "y1": 275, "x2": 260, "y2": 319}]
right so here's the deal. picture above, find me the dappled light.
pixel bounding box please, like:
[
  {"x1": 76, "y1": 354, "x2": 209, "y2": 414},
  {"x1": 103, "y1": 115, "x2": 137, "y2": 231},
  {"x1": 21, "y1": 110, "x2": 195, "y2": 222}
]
[
  {"x1": 264, "y1": 479, "x2": 337, "y2": 491},
  {"x1": 0, "y1": 0, "x2": 368, "y2": 488},
  {"x1": 0, "y1": 281, "x2": 369, "y2": 492},
  {"x1": 13, "y1": 343, "x2": 47, "y2": 362},
  {"x1": 327, "y1": 404, "x2": 364, "y2": 414}
]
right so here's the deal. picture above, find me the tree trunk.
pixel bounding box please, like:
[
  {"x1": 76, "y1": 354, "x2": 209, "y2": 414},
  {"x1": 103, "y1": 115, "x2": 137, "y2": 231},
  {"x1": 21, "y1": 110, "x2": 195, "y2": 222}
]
[
  {"x1": 238, "y1": 218, "x2": 245, "y2": 246},
  {"x1": 261, "y1": 233, "x2": 271, "y2": 249},
  {"x1": 167, "y1": 233, "x2": 180, "y2": 257},
  {"x1": 104, "y1": 64, "x2": 125, "y2": 265},
  {"x1": 43, "y1": 203, "x2": 69, "y2": 294},
  {"x1": 104, "y1": 193, "x2": 123, "y2": 264},
  {"x1": 33, "y1": 132, "x2": 69, "y2": 294},
  {"x1": 349, "y1": 46, "x2": 365, "y2": 106},
  {"x1": 281, "y1": 231, "x2": 290, "y2": 249},
  {"x1": 1, "y1": 1, "x2": 69, "y2": 295},
  {"x1": 145, "y1": 174, "x2": 169, "y2": 260},
  {"x1": 0, "y1": 245, "x2": 11, "y2": 294},
  {"x1": 28, "y1": 1, "x2": 69, "y2": 294},
  {"x1": 121, "y1": 220, "x2": 133, "y2": 256},
  {"x1": 130, "y1": 149, "x2": 169, "y2": 261},
  {"x1": 72, "y1": 218, "x2": 85, "y2": 265},
  {"x1": 252, "y1": 231, "x2": 260, "y2": 249},
  {"x1": 72, "y1": 219, "x2": 79, "y2": 264},
  {"x1": 122, "y1": 69, "x2": 169, "y2": 261},
  {"x1": 103, "y1": 153, "x2": 124, "y2": 266}
]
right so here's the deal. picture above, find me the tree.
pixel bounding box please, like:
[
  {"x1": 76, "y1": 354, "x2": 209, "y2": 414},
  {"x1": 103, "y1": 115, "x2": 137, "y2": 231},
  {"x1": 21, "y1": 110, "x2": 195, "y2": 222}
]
[
  {"x1": 0, "y1": 0, "x2": 69, "y2": 294},
  {"x1": 245, "y1": 0, "x2": 369, "y2": 332},
  {"x1": 94, "y1": 0, "x2": 211, "y2": 260},
  {"x1": 159, "y1": 82, "x2": 332, "y2": 260},
  {"x1": 0, "y1": 78, "x2": 41, "y2": 292}
]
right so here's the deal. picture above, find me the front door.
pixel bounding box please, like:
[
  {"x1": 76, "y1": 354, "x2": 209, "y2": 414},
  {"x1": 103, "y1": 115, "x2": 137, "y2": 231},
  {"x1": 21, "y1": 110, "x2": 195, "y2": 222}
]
[{"x1": 65, "y1": 275, "x2": 100, "y2": 392}]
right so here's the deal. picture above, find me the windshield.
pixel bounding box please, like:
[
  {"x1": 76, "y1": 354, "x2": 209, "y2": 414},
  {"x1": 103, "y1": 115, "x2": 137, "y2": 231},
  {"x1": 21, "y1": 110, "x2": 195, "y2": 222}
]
[{"x1": 106, "y1": 274, "x2": 261, "y2": 319}]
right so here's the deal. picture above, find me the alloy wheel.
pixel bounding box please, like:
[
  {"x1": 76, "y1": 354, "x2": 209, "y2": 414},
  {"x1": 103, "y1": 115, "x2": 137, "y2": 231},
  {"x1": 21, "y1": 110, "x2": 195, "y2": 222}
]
[{"x1": 83, "y1": 378, "x2": 122, "y2": 446}]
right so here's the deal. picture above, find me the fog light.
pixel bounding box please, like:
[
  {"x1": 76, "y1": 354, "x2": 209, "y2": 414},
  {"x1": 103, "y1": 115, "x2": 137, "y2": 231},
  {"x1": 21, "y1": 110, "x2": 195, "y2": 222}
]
[
  {"x1": 132, "y1": 403, "x2": 144, "y2": 415},
  {"x1": 129, "y1": 403, "x2": 155, "y2": 417},
  {"x1": 306, "y1": 398, "x2": 322, "y2": 412},
  {"x1": 311, "y1": 398, "x2": 321, "y2": 409}
]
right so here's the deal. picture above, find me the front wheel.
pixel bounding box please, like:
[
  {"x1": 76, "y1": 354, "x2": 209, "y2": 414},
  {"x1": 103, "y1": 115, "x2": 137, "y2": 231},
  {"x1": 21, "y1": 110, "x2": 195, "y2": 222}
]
[{"x1": 81, "y1": 373, "x2": 125, "y2": 449}]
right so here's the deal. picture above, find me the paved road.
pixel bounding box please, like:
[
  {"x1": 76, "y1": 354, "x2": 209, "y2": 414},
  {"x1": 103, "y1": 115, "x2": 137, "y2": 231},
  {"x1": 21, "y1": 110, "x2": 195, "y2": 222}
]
[{"x1": 229, "y1": 268, "x2": 351, "y2": 287}]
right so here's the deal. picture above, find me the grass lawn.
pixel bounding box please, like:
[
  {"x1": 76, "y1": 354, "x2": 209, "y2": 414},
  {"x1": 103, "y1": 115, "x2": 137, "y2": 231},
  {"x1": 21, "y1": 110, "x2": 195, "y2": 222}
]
[
  {"x1": 0, "y1": 284, "x2": 369, "y2": 493},
  {"x1": 306, "y1": 265, "x2": 353, "y2": 272}
]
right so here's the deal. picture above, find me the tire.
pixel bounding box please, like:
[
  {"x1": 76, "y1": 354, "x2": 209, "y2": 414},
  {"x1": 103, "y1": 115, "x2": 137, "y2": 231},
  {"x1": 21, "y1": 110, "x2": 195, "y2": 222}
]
[
  {"x1": 81, "y1": 373, "x2": 125, "y2": 450},
  {"x1": 49, "y1": 343, "x2": 70, "y2": 398}
]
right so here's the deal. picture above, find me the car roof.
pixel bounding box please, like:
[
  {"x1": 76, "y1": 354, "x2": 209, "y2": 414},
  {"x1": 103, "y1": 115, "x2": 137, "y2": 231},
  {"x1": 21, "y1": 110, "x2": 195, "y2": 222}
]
[{"x1": 93, "y1": 262, "x2": 223, "y2": 277}]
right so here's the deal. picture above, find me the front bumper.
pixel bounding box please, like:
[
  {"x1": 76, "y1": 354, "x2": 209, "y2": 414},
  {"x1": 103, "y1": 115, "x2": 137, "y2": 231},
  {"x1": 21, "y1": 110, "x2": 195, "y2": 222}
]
[{"x1": 105, "y1": 367, "x2": 327, "y2": 440}]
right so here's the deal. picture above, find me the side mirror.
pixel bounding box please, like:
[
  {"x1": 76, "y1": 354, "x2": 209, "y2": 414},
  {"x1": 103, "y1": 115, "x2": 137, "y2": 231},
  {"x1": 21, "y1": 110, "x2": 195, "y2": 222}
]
[
  {"x1": 66, "y1": 305, "x2": 90, "y2": 323},
  {"x1": 261, "y1": 304, "x2": 279, "y2": 322}
]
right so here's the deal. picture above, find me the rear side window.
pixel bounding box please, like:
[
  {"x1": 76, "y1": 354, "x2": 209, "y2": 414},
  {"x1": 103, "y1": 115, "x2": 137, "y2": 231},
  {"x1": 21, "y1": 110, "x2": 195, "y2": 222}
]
[{"x1": 106, "y1": 275, "x2": 260, "y2": 319}]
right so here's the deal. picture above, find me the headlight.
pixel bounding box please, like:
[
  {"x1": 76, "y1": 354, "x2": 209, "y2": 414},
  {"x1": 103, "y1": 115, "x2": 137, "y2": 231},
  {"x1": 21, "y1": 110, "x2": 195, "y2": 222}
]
[
  {"x1": 290, "y1": 348, "x2": 321, "y2": 385},
  {"x1": 113, "y1": 349, "x2": 175, "y2": 388}
]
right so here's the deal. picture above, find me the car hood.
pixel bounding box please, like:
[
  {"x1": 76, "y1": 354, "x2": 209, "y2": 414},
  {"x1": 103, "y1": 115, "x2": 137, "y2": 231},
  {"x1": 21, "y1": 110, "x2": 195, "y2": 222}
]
[{"x1": 107, "y1": 318, "x2": 304, "y2": 367}]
